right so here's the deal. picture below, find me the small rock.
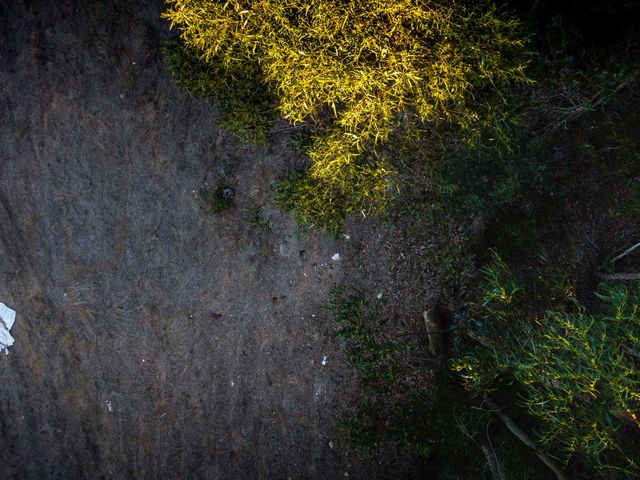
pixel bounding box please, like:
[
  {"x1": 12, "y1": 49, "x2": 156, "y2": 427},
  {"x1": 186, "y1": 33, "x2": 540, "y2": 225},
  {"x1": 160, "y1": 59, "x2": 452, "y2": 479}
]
[{"x1": 331, "y1": 253, "x2": 341, "y2": 261}]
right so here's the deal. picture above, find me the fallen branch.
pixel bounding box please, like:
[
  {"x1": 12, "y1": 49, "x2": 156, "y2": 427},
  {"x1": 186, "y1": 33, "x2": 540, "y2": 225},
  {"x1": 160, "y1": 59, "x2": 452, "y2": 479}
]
[
  {"x1": 478, "y1": 438, "x2": 505, "y2": 480},
  {"x1": 595, "y1": 272, "x2": 640, "y2": 281},
  {"x1": 467, "y1": 330, "x2": 493, "y2": 349},
  {"x1": 611, "y1": 410, "x2": 640, "y2": 430},
  {"x1": 485, "y1": 399, "x2": 570, "y2": 480},
  {"x1": 611, "y1": 241, "x2": 640, "y2": 263},
  {"x1": 458, "y1": 418, "x2": 505, "y2": 480}
]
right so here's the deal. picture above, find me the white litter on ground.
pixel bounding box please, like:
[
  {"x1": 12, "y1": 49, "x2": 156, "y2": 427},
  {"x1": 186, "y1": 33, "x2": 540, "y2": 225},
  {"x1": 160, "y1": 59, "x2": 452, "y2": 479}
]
[
  {"x1": 321, "y1": 355, "x2": 328, "y2": 366},
  {"x1": 0, "y1": 302, "x2": 16, "y2": 355},
  {"x1": 331, "y1": 253, "x2": 341, "y2": 261}
]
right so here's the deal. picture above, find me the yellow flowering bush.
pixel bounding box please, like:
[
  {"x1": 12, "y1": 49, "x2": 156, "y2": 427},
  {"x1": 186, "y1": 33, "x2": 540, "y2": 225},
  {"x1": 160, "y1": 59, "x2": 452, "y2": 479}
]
[{"x1": 164, "y1": 0, "x2": 529, "y2": 229}]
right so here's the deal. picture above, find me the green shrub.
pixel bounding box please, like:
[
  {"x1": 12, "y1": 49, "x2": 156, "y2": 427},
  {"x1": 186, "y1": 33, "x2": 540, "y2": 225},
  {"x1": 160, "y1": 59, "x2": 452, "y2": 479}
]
[
  {"x1": 273, "y1": 171, "x2": 346, "y2": 237},
  {"x1": 428, "y1": 135, "x2": 547, "y2": 221},
  {"x1": 164, "y1": 0, "x2": 530, "y2": 231},
  {"x1": 326, "y1": 282, "x2": 552, "y2": 478},
  {"x1": 395, "y1": 372, "x2": 550, "y2": 479},
  {"x1": 514, "y1": 286, "x2": 640, "y2": 468},
  {"x1": 453, "y1": 253, "x2": 640, "y2": 475},
  {"x1": 325, "y1": 285, "x2": 408, "y2": 387},
  {"x1": 290, "y1": 128, "x2": 313, "y2": 156},
  {"x1": 337, "y1": 402, "x2": 384, "y2": 455},
  {"x1": 326, "y1": 284, "x2": 409, "y2": 455},
  {"x1": 243, "y1": 201, "x2": 272, "y2": 232},
  {"x1": 609, "y1": 134, "x2": 640, "y2": 222},
  {"x1": 161, "y1": 38, "x2": 275, "y2": 144},
  {"x1": 205, "y1": 184, "x2": 233, "y2": 214}
]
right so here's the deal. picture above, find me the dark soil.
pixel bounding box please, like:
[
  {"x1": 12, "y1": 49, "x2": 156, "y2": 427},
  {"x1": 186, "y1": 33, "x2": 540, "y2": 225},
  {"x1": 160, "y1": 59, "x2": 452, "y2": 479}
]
[{"x1": 0, "y1": 1, "x2": 421, "y2": 478}]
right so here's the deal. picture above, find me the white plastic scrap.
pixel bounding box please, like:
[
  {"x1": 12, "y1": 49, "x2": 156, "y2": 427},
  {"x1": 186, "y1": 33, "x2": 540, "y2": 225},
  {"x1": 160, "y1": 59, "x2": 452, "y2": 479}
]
[
  {"x1": 331, "y1": 253, "x2": 341, "y2": 261},
  {"x1": 0, "y1": 302, "x2": 16, "y2": 355}
]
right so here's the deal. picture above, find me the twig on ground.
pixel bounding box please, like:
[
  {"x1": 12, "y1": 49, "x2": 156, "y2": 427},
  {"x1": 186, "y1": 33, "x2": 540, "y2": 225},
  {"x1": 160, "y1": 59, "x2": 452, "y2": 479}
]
[
  {"x1": 478, "y1": 438, "x2": 505, "y2": 480},
  {"x1": 485, "y1": 399, "x2": 570, "y2": 480},
  {"x1": 467, "y1": 330, "x2": 493, "y2": 348},
  {"x1": 595, "y1": 272, "x2": 640, "y2": 281},
  {"x1": 457, "y1": 418, "x2": 505, "y2": 480},
  {"x1": 611, "y1": 241, "x2": 640, "y2": 263}
]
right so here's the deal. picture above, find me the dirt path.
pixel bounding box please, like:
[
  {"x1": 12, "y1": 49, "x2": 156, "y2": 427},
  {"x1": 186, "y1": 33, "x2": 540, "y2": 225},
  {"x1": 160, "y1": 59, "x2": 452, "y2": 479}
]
[{"x1": 0, "y1": 1, "x2": 412, "y2": 478}]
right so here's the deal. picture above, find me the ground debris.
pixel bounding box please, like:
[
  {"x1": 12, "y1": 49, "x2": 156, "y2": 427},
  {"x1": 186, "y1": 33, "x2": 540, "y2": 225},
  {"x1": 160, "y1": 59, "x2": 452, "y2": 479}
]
[{"x1": 0, "y1": 302, "x2": 16, "y2": 355}]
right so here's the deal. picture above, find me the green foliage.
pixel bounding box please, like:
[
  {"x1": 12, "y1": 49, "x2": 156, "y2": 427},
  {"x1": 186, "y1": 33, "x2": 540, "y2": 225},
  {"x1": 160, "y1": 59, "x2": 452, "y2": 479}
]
[
  {"x1": 480, "y1": 250, "x2": 521, "y2": 307},
  {"x1": 392, "y1": 373, "x2": 483, "y2": 461},
  {"x1": 273, "y1": 171, "x2": 345, "y2": 237},
  {"x1": 325, "y1": 285, "x2": 408, "y2": 387},
  {"x1": 428, "y1": 135, "x2": 547, "y2": 221},
  {"x1": 453, "y1": 252, "x2": 578, "y2": 390},
  {"x1": 164, "y1": 0, "x2": 530, "y2": 232},
  {"x1": 514, "y1": 287, "x2": 640, "y2": 468},
  {"x1": 536, "y1": 58, "x2": 640, "y2": 136},
  {"x1": 453, "y1": 253, "x2": 640, "y2": 475},
  {"x1": 613, "y1": 177, "x2": 640, "y2": 223},
  {"x1": 290, "y1": 128, "x2": 313, "y2": 156},
  {"x1": 427, "y1": 233, "x2": 477, "y2": 291},
  {"x1": 388, "y1": 98, "x2": 551, "y2": 236},
  {"x1": 326, "y1": 285, "x2": 467, "y2": 464},
  {"x1": 205, "y1": 184, "x2": 233, "y2": 214},
  {"x1": 609, "y1": 134, "x2": 640, "y2": 222},
  {"x1": 325, "y1": 284, "x2": 547, "y2": 478},
  {"x1": 337, "y1": 402, "x2": 384, "y2": 455},
  {"x1": 161, "y1": 37, "x2": 275, "y2": 144},
  {"x1": 402, "y1": 375, "x2": 551, "y2": 480},
  {"x1": 326, "y1": 284, "x2": 411, "y2": 456},
  {"x1": 243, "y1": 202, "x2": 272, "y2": 232},
  {"x1": 273, "y1": 163, "x2": 395, "y2": 235},
  {"x1": 326, "y1": 279, "x2": 556, "y2": 479},
  {"x1": 340, "y1": 365, "x2": 550, "y2": 479}
]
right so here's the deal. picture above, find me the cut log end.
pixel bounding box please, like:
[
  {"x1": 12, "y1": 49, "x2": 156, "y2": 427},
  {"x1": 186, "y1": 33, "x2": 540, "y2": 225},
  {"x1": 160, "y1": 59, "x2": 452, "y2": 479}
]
[{"x1": 423, "y1": 308, "x2": 445, "y2": 359}]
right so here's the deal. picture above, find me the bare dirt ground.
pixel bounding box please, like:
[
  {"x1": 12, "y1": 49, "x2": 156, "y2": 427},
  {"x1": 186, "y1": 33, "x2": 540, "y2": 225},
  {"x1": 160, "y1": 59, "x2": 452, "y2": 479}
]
[{"x1": 0, "y1": 1, "x2": 423, "y2": 478}]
